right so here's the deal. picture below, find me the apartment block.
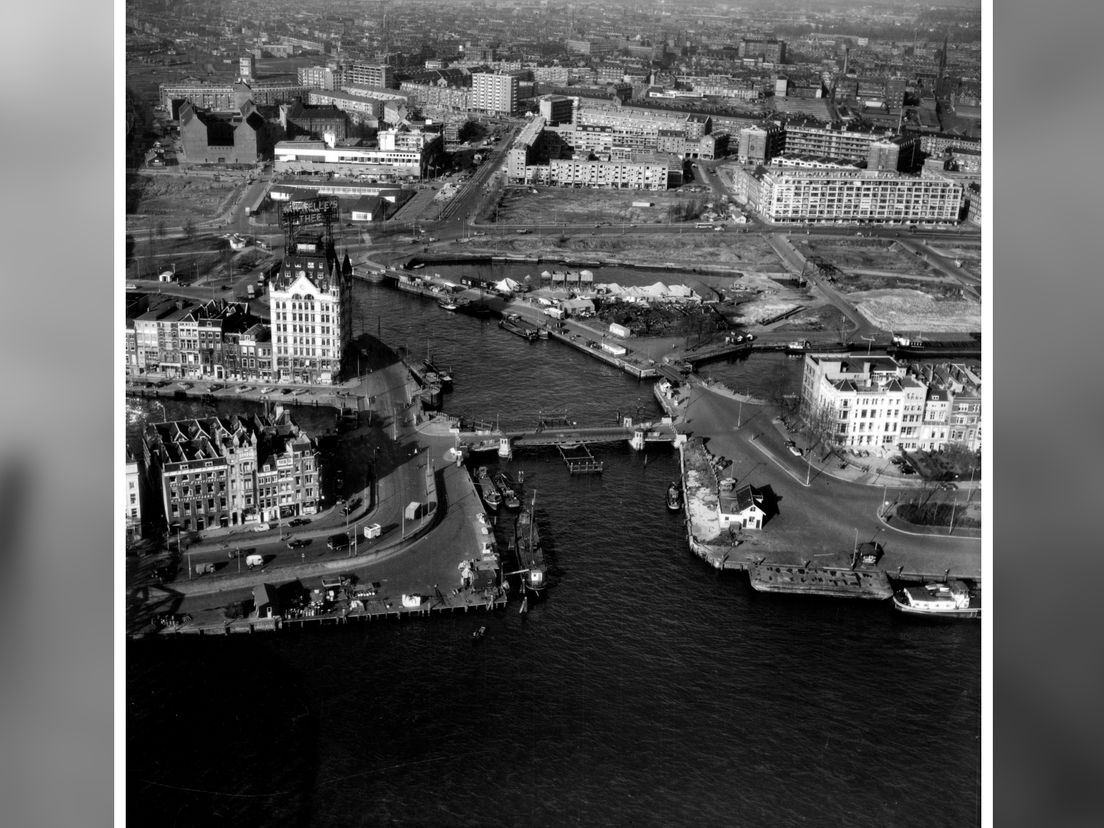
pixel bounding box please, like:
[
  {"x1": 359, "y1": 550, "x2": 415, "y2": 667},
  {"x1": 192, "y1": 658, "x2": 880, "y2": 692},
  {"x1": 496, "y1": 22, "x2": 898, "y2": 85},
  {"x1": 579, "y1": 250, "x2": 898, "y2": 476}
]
[
  {"x1": 736, "y1": 123, "x2": 784, "y2": 164},
  {"x1": 738, "y1": 38, "x2": 786, "y2": 64},
  {"x1": 548, "y1": 153, "x2": 679, "y2": 190},
  {"x1": 471, "y1": 73, "x2": 518, "y2": 115},
  {"x1": 308, "y1": 89, "x2": 383, "y2": 123},
  {"x1": 141, "y1": 407, "x2": 320, "y2": 531},
  {"x1": 298, "y1": 65, "x2": 338, "y2": 90},
  {"x1": 733, "y1": 166, "x2": 963, "y2": 225},
  {"x1": 538, "y1": 94, "x2": 574, "y2": 126},
  {"x1": 346, "y1": 63, "x2": 395, "y2": 89},
  {"x1": 160, "y1": 79, "x2": 308, "y2": 112}
]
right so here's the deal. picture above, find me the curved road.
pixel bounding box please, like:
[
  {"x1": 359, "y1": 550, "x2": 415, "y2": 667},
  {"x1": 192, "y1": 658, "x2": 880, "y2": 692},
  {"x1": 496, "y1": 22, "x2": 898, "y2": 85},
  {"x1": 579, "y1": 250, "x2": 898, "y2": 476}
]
[{"x1": 682, "y1": 381, "x2": 980, "y2": 577}]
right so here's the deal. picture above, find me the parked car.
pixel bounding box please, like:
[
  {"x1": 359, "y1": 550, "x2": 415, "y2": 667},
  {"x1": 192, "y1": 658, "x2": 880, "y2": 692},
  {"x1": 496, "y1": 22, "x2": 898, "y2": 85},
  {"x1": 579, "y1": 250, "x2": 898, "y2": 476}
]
[
  {"x1": 252, "y1": 522, "x2": 270, "y2": 532},
  {"x1": 785, "y1": 440, "x2": 803, "y2": 457},
  {"x1": 287, "y1": 538, "x2": 309, "y2": 549},
  {"x1": 288, "y1": 517, "x2": 311, "y2": 527}
]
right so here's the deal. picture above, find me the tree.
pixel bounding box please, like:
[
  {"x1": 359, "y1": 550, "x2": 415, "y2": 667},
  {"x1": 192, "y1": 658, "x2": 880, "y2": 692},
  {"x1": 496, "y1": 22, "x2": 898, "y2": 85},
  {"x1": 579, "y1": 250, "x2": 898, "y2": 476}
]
[
  {"x1": 183, "y1": 219, "x2": 197, "y2": 240},
  {"x1": 768, "y1": 360, "x2": 800, "y2": 419},
  {"x1": 804, "y1": 400, "x2": 838, "y2": 453}
]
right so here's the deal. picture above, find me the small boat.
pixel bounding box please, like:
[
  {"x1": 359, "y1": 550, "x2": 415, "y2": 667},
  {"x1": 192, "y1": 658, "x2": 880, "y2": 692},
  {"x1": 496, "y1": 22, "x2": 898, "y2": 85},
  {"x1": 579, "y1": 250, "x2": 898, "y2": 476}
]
[
  {"x1": 499, "y1": 313, "x2": 539, "y2": 342},
  {"x1": 785, "y1": 340, "x2": 811, "y2": 356},
  {"x1": 474, "y1": 466, "x2": 502, "y2": 509},
  {"x1": 472, "y1": 625, "x2": 486, "y2": 640},
  {"x1": 460, "y1": 302, "x2": 493, "y2": 319},
  {"x1": 439, "y1": 299, "x2": 459, "y2": 311},
  {"x1": 892, "y1": 580, "x2": 981, "y2": 619},
  {"x1": 493, "y1": 471, "x2": 522, "y2": 510},
  {"x1": 666, "y1": 480, "x2": 683, "y2": 511},
  {"x1": 423, "y1": 358, "x2": 453, "y2": 388},
  {"x1": 412, "y1": 263, "x2": 425, "y2": 269}
]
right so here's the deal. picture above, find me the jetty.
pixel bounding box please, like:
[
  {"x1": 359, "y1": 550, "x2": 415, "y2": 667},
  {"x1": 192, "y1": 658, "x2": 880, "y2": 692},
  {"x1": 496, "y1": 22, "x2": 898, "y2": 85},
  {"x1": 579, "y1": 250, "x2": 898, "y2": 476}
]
[{"x1": 557, "y1": 442, "x2": 604, "y2": 474}]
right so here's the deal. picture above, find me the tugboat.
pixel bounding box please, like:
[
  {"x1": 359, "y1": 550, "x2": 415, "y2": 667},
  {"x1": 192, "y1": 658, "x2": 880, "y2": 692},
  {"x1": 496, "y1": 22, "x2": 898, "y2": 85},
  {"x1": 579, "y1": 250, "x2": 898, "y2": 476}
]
[
  {"x1": 666, "y1": 480, "x2": 683, "y2": 511},
  {"x1": 892, "y1": 580, "x2": 981, "y2": 619}
]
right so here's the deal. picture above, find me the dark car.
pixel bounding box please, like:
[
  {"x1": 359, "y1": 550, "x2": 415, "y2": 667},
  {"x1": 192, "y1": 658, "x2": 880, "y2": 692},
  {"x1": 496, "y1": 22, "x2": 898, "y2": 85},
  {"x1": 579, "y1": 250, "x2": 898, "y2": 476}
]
[
  {"x1": 343, "y1": 497, "x2": 362, "y2": 514},
  {"x1": 288, "y1": 517, "x2": 311, "y2": 527},
  {"x1": 287, "y1": 538, "x2": 309, "y2": 549}
]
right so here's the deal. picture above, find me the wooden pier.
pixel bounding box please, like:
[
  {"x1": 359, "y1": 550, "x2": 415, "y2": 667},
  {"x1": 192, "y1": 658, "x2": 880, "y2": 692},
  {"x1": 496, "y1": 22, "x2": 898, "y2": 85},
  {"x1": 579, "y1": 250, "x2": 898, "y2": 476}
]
[{"x1": 557, "y1": 442, "x2": 604, "y2": 474}]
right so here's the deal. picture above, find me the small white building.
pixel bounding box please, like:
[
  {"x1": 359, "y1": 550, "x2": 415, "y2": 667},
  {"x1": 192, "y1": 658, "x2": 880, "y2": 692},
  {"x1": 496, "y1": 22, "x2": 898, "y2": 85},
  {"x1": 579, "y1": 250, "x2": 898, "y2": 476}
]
[
  {"x1": 718, "y1": 484, "x2": 766, "y2": 530},
  {"x1": 609, "y1": 322, "x2": 632, "y2": 338}
]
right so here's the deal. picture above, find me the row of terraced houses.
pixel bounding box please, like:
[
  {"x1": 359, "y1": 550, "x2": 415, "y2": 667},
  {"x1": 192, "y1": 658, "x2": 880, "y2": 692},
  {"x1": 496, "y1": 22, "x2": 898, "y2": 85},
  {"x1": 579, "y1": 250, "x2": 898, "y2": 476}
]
[{"x1": 800, "y1": 354, "x2": 981, "y2": 453}]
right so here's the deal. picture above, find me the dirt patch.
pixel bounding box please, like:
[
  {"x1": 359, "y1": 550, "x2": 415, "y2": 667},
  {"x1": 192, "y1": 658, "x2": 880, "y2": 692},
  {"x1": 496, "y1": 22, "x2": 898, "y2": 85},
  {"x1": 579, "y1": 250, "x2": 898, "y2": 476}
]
[
  {"x1": 127, "y1": 173, "x2": 239, "y2": 222},
  {"x1": 489, "y1": 185, "x2": 716, "y2": 226},
  {"x1": 794, "y1": 237, "x2": 931, "y2": 276},
  {"x1": 457, "y1": 231, "x2": 786, "y2": 273},
  {"x1": 850, "y1": 288, "x2": 981, "y2": 333}
]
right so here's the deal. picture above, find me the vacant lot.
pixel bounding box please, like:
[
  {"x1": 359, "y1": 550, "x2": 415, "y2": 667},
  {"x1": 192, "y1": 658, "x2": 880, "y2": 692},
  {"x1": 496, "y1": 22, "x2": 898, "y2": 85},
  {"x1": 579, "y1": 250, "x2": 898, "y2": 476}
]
[
  {"x1": 926, "y1": 243, "x2": 982, "y2": 278},
  {"x1": 126, "y1": 233, "x2": 278, "y2": 284},
  {"x1": 127, "y1": 173, "x2": 240, "y2": 225},
  {"x1": 850, "y1": 289, "x2": 981, "y2": 333},
  {"x1": 794, "y1": 237, "x2": 933, "y2": 277},
  {"x1": 489, "y1": 185, "x2": 718, "y2": 226},
  {"x1": 458, "y1": 230, "x2": 787, "y2": 273}
]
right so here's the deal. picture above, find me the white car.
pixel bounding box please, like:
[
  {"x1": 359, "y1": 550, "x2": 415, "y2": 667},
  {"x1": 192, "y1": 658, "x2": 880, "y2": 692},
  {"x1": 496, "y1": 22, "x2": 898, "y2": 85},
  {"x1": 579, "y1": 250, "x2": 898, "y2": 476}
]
[
  {"x1": 252, "y1": 522, "x2": 270, "y2": 533},
  {"x1": 785, "y1": 441, "x2": 804, "y2": 457}
]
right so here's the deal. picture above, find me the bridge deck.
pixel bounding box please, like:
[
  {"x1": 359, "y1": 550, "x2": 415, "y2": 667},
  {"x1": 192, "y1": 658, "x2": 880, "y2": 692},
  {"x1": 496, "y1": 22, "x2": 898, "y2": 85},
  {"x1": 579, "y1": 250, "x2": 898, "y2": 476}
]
[{"x1": 455, "y1": 423, "x2": 681, "y2": 449}]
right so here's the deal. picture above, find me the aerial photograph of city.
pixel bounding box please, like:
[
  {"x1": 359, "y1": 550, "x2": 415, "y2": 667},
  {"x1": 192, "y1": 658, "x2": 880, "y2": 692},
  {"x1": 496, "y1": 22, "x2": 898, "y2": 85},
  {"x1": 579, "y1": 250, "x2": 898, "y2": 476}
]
[{"x1": 123, "y1": 0, "x2": 986, "y2": 823}]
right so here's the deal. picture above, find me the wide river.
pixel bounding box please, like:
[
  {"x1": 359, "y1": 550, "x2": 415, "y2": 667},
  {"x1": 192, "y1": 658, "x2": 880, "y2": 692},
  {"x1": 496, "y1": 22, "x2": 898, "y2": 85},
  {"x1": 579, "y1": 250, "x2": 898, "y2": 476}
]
[{"x1": 126, "y1": 280, "x2": 979, "y2": 827}]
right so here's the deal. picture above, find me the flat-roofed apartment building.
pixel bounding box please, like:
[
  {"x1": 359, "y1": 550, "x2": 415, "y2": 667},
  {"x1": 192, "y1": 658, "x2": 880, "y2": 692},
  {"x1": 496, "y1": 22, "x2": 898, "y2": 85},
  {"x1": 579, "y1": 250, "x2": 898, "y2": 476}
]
[
  {"x1": 471, "y1": 72, "x2": 518, "y2": 115},
  {"x1": 298, "y1": 65, "x2": 338, "y2": 90},
  {"x1": 548, "y1": 152, "x2": 680, "y2": 190},
  {"x1": 141, "y1": 407, "x2": 320, "y2": 531},
  {"x1": 308, "y1": 89, "x2": 384, "y2": 123},
  {"x1": 346, "y1": 63, "x2": 395, "y2": 89},
  {"x1": 783, "y1": 122, "x2": 916, "y2": 164},
  {"x1": 160, "y1": 78, "x2": 309, "y2": 112},
  {"x1": 733, "y1": 166, "x2": 963, "y2": 225}
]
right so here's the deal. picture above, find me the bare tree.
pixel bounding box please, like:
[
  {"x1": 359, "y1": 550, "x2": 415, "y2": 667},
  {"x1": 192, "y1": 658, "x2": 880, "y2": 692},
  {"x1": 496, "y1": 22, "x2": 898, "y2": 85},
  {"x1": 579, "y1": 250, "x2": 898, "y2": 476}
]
[{"x1": 804, "y1": 400, "x2": 838, "y2": 452}]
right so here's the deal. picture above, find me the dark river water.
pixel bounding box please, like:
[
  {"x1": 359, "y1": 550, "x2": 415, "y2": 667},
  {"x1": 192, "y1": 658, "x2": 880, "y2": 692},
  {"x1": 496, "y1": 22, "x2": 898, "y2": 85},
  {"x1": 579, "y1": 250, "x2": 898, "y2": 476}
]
[{"x1": 126, "y1": 280, "x2": 980, "y2": 827}]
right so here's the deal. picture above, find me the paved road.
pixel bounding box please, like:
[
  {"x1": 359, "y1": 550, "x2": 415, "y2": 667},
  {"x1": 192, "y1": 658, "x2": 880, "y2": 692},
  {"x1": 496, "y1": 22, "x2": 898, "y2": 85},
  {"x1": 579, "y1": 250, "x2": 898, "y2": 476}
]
[{"x1": 682, "y1": 382, "x2": 981, "y2": 577}]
